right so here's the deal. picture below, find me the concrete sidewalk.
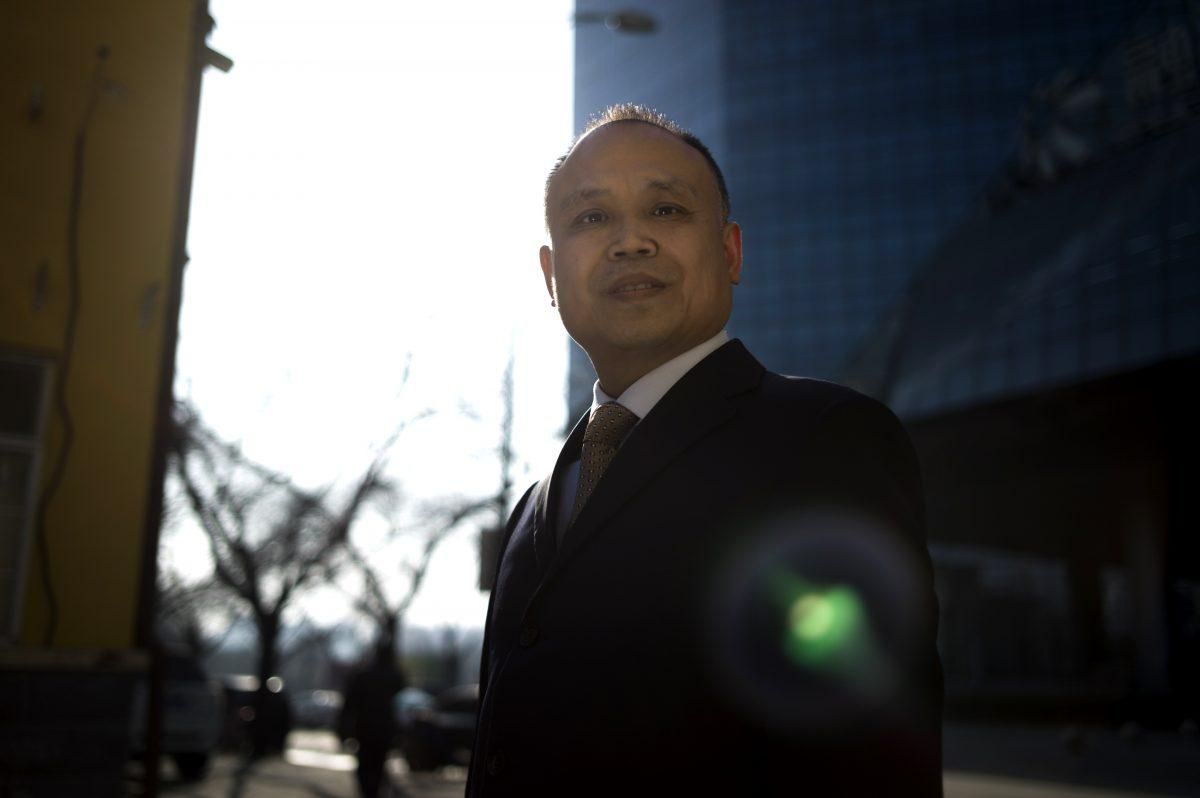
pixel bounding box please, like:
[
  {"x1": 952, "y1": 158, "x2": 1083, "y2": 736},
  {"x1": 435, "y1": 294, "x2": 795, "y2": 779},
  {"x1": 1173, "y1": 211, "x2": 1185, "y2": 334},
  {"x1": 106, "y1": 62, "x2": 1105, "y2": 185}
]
[
  {"x1": 945, "y1": 771, "x2": 1186, "y2": 798},
  {"x1": 144, "y1": 731, "x2": 464, "y2": 798},
  {"x1": 944, "y1": 722, "x2": 1200, "y2": 797}
]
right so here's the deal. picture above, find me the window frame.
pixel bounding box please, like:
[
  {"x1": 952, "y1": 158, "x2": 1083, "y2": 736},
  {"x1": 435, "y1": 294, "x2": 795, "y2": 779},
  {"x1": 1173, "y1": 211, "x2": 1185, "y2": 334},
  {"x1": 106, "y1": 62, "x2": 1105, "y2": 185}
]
[{"x1": 0, "y1": 352, "x2": 53, "y2": 643}]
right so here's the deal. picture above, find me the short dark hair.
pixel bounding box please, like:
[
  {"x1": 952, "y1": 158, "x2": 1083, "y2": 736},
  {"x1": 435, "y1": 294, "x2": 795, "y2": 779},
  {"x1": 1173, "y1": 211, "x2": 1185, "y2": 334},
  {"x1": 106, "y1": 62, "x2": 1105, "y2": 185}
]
[{"x1": 543, "y1": 103, "x2": 731, "y2": 229}]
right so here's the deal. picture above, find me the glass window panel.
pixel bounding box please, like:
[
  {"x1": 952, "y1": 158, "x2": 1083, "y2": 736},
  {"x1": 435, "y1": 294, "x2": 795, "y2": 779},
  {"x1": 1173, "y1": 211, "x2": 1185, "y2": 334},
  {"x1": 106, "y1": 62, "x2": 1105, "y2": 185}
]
[
  {"x1": 0, "y1": 450, "x2": 33, "y2": 509},
  {"x1": 0, "y1": 362, "x2": 44, "y2": 437},
  {"x1": 1167, "y1": 303, "x2": 1200, "y2": 354},
  {"x1": 1125, "y1": 321, "x2": 1162, "y2": 362},
  {"x1": 1087, "y1": 328, "x2": 1121, "y2": 372},
  {"x1": 1046, "y1": 337, "x2": 1079, "y2": 380}
]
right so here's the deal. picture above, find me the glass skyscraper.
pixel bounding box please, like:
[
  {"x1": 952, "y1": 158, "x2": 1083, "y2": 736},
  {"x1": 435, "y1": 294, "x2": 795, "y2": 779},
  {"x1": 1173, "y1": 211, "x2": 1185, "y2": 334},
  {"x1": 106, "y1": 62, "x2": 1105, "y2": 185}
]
[{"x1": 567, "y1": 0, "x2": 1189, "y2": 421}]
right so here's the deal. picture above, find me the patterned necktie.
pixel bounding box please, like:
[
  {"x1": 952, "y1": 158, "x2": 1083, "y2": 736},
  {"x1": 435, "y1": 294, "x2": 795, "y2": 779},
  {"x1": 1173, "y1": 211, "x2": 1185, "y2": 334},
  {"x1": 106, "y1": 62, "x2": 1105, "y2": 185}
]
[{"x1": 567, "y1": 401, "x2": 639, "y2": 530}]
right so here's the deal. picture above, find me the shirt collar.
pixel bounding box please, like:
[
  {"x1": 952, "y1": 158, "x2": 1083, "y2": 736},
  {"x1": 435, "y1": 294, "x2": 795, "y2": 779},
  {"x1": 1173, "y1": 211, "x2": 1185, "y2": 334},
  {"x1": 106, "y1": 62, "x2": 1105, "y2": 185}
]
[{"x1": 591, "y1": 330, "x2": 730, "y2": 420}]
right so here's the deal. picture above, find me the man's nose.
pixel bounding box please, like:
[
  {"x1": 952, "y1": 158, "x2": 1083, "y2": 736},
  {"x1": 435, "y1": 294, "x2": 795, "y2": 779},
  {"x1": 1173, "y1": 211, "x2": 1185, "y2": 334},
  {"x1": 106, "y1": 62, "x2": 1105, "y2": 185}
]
[{"x1": 607, "y1": 222, "x2": 658, "y2": 260}]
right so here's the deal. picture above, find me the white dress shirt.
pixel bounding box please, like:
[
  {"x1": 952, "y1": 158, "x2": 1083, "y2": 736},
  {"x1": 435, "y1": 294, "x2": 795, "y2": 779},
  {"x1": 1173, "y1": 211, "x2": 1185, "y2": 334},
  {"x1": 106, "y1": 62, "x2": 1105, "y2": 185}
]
[{"x1": 555, "y1": 330, "x2": 730, "y2": 535}]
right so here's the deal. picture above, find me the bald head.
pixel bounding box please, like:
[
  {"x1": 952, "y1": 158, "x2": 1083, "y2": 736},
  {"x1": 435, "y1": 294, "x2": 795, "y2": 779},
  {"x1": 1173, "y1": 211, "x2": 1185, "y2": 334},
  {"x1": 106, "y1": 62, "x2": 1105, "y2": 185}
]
[{"x1": 544, "y1": 104, "x2": 730, "y2": 230}]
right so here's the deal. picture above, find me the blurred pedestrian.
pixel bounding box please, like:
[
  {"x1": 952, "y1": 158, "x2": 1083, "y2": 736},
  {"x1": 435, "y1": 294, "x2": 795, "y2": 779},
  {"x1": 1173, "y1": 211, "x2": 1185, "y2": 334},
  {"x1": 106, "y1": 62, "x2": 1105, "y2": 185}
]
[{"x1": 339, "y1": 643, "x2": 408, "y2": 798}]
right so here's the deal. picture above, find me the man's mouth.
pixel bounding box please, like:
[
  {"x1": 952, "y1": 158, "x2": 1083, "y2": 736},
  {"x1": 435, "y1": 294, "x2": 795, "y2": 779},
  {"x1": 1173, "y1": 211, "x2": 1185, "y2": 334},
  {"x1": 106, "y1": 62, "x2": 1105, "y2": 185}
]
[
  {"x1": 612, "y1": 282, "x2": 661, "y2": 293},
  {"x1": 607, "y1": 275, "x2": 667, "y2": 296}
]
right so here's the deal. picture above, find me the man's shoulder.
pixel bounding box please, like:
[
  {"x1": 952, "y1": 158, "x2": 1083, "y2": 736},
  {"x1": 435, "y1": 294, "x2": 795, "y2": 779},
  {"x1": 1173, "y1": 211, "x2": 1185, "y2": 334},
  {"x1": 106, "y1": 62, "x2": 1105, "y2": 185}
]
[
  {"x1": 754, "y1": 369, "x2": 886, "y2": 418},
  {"x1": 710, "y1": 339, "x2": 883, "y2": 410},
  {"x1": 733, "y1": 368, "x2": 913, "y2": 460},
  {"x1": 506, "y1": 479, "x2": 543, "y2": 525}
]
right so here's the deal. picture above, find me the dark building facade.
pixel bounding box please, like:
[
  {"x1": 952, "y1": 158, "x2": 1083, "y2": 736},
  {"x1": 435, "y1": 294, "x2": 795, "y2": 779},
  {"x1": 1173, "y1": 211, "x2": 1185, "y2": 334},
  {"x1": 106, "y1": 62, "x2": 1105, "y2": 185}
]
[
  {"x1": 570, "y1": 0, "x2": 1149, "y2": 418},
  {"x1": 569, "y1": 0, "x2": 1199, "y2": 717}
]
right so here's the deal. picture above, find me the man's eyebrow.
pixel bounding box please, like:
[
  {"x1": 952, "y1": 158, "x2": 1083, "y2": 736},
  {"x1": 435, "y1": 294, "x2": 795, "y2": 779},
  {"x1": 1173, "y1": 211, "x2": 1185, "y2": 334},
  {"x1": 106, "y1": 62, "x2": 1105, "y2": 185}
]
[
  {"x1": 646, "y1": 178, "x2": 698, "y2": 199},
  {"x1": 559, "y1": 186, "x2": 610, "y2": 211},
  {"x1": 558, "y1": 177, "x2": 698, "y2": 212}
]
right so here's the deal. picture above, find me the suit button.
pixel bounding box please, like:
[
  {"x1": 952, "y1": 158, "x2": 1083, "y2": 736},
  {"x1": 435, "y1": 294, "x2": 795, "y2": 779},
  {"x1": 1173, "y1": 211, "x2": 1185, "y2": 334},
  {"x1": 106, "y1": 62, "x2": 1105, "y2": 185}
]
[
  {"x1": 519, "y1": 624, "x2": 539, "y2": 647},
  {"x1": 487, "y1": 752, "x2": 506, "y2": 775}
]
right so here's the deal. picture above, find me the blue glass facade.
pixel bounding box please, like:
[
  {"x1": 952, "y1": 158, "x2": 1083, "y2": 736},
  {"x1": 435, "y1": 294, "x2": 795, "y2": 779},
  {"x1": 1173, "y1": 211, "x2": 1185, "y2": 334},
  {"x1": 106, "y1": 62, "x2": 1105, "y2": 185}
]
[
  {"x1": 566, "y1": 0, "x2": 1190, "y2": 421},
  {"x1": 851, "y1": 119, "x2": 1200, "y2": 418},
  {"x1": 844, "y1": 1, "x2": 1200, "y2": 417},
  {"x1": 724, "y1": 0, "x2": 1133, "y2": 382}
]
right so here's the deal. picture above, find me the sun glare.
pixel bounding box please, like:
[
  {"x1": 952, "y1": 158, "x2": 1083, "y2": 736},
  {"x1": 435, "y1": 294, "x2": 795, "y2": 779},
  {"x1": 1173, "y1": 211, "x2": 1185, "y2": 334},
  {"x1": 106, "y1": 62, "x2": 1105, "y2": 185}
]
[{"x1": 177, "y1": 0, "x2": 575, "y2": 631}]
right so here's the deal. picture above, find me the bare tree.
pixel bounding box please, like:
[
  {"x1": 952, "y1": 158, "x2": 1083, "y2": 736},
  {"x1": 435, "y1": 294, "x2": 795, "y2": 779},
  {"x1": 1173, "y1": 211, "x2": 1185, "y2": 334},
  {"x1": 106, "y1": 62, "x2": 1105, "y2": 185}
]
[
  {"x1": 345, "y1": 353, "x2": 516, "y2": 660},
  {"x1": 344, "y1": 494, "x2": 492, "y2": 659},
  {"x1": 156, "y1": 566, "x2": 240, "y2": 660},
  {"x1": 168, "y1": 400, "x2": 388, "y2": 696}
]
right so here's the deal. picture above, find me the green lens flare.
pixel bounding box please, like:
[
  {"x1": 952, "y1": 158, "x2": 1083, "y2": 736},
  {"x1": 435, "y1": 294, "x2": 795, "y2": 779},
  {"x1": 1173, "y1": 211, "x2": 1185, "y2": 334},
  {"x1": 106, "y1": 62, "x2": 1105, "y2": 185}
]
[
  {"x1": 789, "y1": 594, "x2": 836, "y2": 641},
  {"x1": 768, "y1": 572, "x2": 867, "y2": 667},
  {"x1": 784, "y1": 587, "x2": 864, "y2": 665}
]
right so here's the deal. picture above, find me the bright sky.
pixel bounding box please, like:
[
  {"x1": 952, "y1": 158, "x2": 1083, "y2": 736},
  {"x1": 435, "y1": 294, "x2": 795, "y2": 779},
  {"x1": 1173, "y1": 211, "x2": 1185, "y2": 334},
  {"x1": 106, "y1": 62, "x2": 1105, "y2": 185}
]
[{"x1": 170, "y1": 0, "x2": 575, "y2": 633}]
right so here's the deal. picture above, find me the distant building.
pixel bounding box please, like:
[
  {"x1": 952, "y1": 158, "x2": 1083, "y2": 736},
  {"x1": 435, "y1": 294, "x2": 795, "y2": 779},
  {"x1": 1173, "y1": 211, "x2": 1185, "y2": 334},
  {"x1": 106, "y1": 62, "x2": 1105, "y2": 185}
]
[
  {"x1": 0, "y1": 1, "x2": 223, "y2": 791},
  {"x1": 569, "y1": 0, "x2": 1199, "y2": 716},
  {"x1": 570, "y1": 0, "x2": 1144, "y2": 416}
]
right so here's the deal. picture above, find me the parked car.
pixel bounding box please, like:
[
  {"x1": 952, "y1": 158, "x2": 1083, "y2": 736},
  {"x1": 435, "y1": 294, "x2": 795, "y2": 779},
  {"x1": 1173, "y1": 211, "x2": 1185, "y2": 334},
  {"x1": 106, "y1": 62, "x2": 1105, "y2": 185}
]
[
  {"x1": 400, "y1": 683, "x2": 478, "y2": 772},
  {"x1": 218, "y1": 674, "x2": 293, "y2": 756},
  {"x1": 393, "y1": 686, "x2": 435, "y2": 733},
  {"x1": 129, "y1": 654, "x2": 223, "y2": 781},
  {"x1": 292, "y1": 688, "x2": 343, "y2": 729}
]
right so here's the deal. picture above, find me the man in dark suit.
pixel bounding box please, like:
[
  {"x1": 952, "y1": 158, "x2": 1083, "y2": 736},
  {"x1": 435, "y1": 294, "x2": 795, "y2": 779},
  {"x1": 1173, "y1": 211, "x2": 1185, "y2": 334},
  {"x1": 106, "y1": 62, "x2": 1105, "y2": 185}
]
[{"x1": 468, "y1": 105, "x2": 942, "y2": 796}]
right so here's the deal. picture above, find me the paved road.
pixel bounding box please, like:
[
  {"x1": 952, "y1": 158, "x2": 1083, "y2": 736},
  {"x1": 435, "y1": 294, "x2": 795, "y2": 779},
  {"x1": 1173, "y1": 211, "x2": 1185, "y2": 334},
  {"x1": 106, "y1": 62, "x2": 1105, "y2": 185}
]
[
  {"x1": 944, "y1": 722, "x2": 1200, "y2": 798},
  {"x1": 945, "y1": 772, "x2": 1183, "y2": 798},
  {"x1": 141, "y1": 726, "x2": 1195, "y2": 797}
]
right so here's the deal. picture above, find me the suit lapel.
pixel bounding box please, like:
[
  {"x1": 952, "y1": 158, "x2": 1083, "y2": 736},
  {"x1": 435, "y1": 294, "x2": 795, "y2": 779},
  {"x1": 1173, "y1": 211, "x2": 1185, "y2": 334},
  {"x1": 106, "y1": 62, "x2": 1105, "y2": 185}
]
[
  {"x1": 543, "y1": 340, "x2": 764, "y2": 584},
  {"x1": 532, "y1": 412, "x2": 588, "y2": 573}
]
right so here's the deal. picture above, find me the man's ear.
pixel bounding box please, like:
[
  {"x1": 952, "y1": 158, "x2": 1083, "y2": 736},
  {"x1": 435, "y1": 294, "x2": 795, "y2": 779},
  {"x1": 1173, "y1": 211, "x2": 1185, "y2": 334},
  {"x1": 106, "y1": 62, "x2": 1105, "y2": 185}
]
[
  {"x1": 539, "y1": 245, "x2": 556, "y2": 301},
  {"x1": 723, "y1": 222, "x2": 743, "y2": 285}
]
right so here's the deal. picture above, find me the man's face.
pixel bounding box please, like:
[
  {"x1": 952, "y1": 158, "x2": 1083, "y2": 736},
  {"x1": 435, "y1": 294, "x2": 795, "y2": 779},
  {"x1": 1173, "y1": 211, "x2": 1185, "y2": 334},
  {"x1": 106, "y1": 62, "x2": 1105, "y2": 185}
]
[{"x1": 541, "y1": 122, "x2": 742, "y2": 377}]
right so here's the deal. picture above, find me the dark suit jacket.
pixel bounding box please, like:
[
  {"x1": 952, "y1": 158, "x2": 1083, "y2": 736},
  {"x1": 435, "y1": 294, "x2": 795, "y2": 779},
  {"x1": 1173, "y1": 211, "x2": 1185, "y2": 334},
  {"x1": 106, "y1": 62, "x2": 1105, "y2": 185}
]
[{"x1": 468, "y1": 340, "x2": 942, "y2": 796}]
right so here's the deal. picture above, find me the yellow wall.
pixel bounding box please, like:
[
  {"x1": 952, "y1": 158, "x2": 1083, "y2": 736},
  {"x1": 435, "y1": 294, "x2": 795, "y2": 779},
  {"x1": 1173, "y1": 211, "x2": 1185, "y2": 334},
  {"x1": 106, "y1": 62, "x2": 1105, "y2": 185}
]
[{"x1": 1, "y1": 1, "x2": 200, "y2": 649}]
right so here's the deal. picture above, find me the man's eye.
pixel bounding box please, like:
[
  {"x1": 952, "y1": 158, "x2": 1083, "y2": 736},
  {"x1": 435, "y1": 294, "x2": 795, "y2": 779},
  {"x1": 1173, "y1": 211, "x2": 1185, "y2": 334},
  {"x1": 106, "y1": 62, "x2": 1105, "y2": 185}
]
[
  {"x1": 652, "y1": 205, "x2": 684, "y2": 217},
  {"x1": 577, "y1": 211, "x2": 606, "y2": 225}
]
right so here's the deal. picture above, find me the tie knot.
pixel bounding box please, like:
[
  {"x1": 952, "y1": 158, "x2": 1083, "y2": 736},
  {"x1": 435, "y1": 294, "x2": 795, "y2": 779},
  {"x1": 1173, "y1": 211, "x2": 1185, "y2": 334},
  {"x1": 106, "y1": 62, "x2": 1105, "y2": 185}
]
[{"x1": 583, "y1": 402, "x2": 639, "y2": 448}]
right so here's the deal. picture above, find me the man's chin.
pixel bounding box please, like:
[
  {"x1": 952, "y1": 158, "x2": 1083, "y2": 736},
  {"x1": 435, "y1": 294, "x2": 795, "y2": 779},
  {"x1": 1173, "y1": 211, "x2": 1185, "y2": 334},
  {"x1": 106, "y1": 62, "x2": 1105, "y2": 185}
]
[
  {"x1": 607, "y1": 328, "x2": 677, "y2": 354},
  {"x1": 596, "y1": 334, "x2": 707, "y2": 372},
  {"x1": 568, "y1": 320, "x2": 667, "y2": 352}
]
